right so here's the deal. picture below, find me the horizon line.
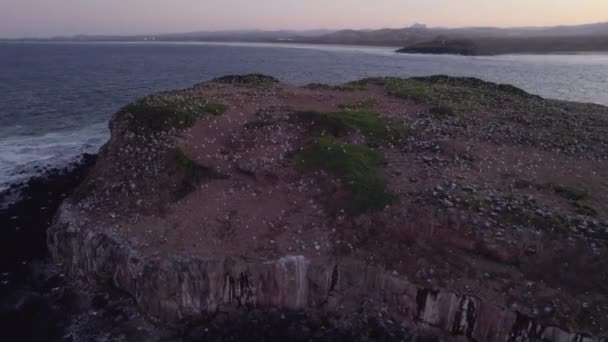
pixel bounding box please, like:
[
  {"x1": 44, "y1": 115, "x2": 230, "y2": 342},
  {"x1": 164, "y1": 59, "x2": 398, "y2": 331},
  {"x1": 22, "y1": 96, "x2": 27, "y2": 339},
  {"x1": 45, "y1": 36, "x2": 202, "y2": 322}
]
[{"x1": 4, "y1": 20, "x2": 608, "y2": 40}]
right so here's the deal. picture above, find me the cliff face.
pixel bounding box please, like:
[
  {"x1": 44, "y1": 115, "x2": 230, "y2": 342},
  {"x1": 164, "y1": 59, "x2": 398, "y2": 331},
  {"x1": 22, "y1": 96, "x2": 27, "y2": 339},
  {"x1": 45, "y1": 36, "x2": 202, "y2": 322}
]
[
  {"x1": 48, "y1": 75, "x2": 608, "y2": 341},
  {"x1": 48, "y1": 203, "x2": 599, "y2": 342}
]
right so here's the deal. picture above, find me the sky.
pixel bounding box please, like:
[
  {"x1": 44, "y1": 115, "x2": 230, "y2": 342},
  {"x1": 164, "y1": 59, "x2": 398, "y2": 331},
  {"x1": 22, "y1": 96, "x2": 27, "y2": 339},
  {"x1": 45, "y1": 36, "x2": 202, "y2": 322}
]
[{"x1": 1, "y1": 0, "x2": 607, "y2": 38}]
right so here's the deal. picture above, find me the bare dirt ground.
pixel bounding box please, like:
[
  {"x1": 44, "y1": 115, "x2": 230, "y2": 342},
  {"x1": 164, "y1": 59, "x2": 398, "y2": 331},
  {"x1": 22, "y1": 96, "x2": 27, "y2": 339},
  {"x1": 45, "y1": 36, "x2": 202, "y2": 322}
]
[{"x1": 72, "y1": 75, "x2": 608, "y2": 337}]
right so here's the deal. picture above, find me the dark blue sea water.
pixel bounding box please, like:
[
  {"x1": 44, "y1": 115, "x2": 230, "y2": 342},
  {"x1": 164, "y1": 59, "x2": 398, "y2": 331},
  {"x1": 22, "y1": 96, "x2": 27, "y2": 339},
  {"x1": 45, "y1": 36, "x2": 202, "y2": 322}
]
[{"x1": 1, "y1": 41, "x2": 607, "y2": 190}]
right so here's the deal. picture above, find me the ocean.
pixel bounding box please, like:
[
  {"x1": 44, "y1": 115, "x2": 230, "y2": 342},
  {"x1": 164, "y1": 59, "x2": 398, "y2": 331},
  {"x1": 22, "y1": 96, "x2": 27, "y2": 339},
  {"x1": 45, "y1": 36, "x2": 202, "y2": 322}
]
[{"x1": 1, "y1": 41, "x2": 607, "y2": 191}]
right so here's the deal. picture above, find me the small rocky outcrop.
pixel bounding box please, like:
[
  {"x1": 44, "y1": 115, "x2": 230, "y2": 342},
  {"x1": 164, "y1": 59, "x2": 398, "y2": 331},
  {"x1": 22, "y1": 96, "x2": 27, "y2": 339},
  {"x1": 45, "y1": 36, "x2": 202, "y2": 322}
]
[
  {"x1": 397, "y1": 38, "x2": 478, "y2": 56},
  {"x1": 49, "y1": 74, "x2": 608, "y2": 341}
]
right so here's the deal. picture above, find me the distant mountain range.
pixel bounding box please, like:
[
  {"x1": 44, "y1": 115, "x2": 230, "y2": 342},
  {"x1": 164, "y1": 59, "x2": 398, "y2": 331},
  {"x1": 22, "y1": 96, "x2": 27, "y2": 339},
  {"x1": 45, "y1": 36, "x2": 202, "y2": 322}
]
[
  {"x1": 302, "y1": 22, "x2": 608, "y2": 47},
  {"x1": 6, "y1": 22, "x2": 608, "y2": 55},
  {"x1": 35, "y1": 29, "x2": 337, "y2": 43}
]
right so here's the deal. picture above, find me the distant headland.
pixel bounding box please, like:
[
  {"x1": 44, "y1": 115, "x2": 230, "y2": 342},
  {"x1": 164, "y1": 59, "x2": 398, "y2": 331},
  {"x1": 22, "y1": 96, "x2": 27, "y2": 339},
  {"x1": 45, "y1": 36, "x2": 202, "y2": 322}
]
[{"x1": 4, "y1": 22, "x2": 608, "y2": 55}]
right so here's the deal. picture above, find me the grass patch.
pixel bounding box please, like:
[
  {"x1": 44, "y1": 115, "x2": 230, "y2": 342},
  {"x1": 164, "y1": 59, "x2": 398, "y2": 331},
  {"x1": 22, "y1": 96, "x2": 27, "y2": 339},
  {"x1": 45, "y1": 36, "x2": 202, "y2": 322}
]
[
  {"x1": 334, "y1": 82, "x2": 368, "y2": 92},
  {"x1": 371, "y1": 75, "x2": 549, "y2": 118},
  {"x1": 503, "y1": 205, "x2": 568, "y2": 232},
  {"x1": 292, "y1": 110, "x2": 406, "y2": 144},
  {"x1": 513, "y1": 179, "x2": 535, "y2": 189},
  {"x1": 294, "y1": 136, "x2": 396, "y2": 214},
  {"x1": 338, "y1": 98, "x2": 379, "y2": 110},
  {"x1": 349, "y1": 76, "x2": 608, "y2": 159},
  {"x1": 244, "y1": 118, "x2": 277, "y2": 129},
  {"x1": 303, "y1": 83, "x2": 334, "y2": 90},
  {"x1": 429, "y1": 105, "x2": 456, "y2": 117},
  {"x1": 383, "y1": 78, "x2": 432, "y2": 102},
  {"x1": 383, "y1": 76, "x2": 536, "y2": 103},
  {"x1": 290, "y1": 109, "x2": 402, "y2": 214},
  {"x1": 454, "y1": 193, "x2": 597, "y2": 235},
  {"x1": 244, "y1": 108, "x2": 284, "y2": 129},
  {"x1": 422, "y1": 186, "x2": 607, "y2": 239},
  {"x1": 548, "y1": 183, "x2": 589, "y2": 201},
  {"x1": 210, "y1": 74, "x2": 279, "y2": 86},
  {"x1": 123, "y1": 93, "x2": 227, "y2": 133},
  {"x1": 574, "y1": 201, "x2": 598, "y2": 217},
  {"x1": 166, "y1": 149, "x2": 222, "y2": 198},
  {"x1": 303, "y1": 82, "x2": 368, "y2": 92},
  {"x1": 381, "y1": 77, "x2": 608, "y2": 156},
  {"x1": 514, "y1": 179, "x2": 588, "y2": 201}
]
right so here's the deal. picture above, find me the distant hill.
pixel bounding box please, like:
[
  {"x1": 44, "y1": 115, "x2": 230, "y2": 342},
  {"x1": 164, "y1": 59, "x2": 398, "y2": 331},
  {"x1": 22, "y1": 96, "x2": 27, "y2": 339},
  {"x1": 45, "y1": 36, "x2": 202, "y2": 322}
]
[
  {"x1": 7, "y1": 22, "x2": 608, "y2": 55},
  {"x1": 454, "y1": 22, "x2": 608, "y2": 38},
  {"x1": 302, "y1": 22, "x2": 608, "y2": 47},
  {"x1": 303, "y1": 22, "x2": 608, "y2": 55},
  {"x1": 33, "y1": 29, "x2": 337, "y2": 43}
]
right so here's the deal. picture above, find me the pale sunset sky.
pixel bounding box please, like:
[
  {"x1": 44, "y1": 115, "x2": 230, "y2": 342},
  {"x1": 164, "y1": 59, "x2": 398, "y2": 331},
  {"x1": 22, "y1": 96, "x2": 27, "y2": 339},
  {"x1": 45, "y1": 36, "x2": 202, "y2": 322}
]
[{"x1": 1, "y1": 0, "x2": 607, "y2": 38}]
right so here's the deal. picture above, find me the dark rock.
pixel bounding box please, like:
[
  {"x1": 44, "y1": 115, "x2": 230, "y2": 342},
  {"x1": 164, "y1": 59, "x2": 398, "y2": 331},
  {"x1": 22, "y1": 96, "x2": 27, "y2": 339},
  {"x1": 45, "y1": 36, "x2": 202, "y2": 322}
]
[
  {"x1": 0, "y1": 153, "x2": 98, "y2": 271},
  {"x1": 0, "y1": 154, "x2": 97, "y2": 341}
]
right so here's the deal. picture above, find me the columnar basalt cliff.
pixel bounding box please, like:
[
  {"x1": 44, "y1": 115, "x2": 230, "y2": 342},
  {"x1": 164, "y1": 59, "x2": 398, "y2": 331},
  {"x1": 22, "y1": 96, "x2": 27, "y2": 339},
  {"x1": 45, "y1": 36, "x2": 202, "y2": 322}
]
[
  {"x1": 49, "y1": 74, "x2": 608, "y2": 341},
  {"x1": 48, "y1": 207, "x2": 602, "y2": 342}
]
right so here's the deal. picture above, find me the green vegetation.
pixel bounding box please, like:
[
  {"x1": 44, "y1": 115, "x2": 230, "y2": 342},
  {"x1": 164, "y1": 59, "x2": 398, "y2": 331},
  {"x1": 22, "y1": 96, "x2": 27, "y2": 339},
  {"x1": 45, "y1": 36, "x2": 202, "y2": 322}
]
[
  {"x1": 123, "y1": 92, "x2": 227, "y2": 133},
  {"x1": 574, "y1": 201, "x2": 598, "y2": 217},
  {"x1": 295, "y1": 136, "x2": 396, "y2": 214},
  {"x1": 514, "y1": 179, "x2": 589, "y2": 201},
  {"x1": 379, "y1": 76, "x2": 537, "y2": 112},
  {"x1": 334, "y1": 82, "x2": 369, "y2": 91},
  {"x1": 429, "y1": 105, "x2": 456, "y2": 117},
  {"x1": 500, "y1": 200, "x2": 568, "y2": 232},
  {"x1": 303, "y1": 83, "x2": 333, "y2": 90},
  {"x1": 211, "y1": 74, "x2": 279, "y2": 86},
  {"x1": 244, "y1": 109, "x2": 280, "y2": 129},
  {"x1": 422, "y1": 180, "x2": 606, "y2": 239},
  {"x1": 290, "y1": 109, "x2": 405, "y2": 213},
  {"x1": 513, "y1": 179, "x2": 594, "y2": 219},
  {"x1": 383, "y1": 78, "x2": 430, "y2": 102},
  {"x1": 304, "y1": 82, "x2": 368, "y2": 92},
  {"x1": 244, "y1": 117, "x2": 276, "y2": 129},
  {"x1": 167, "y1": 149, "x2": 218, "y2": 198},
  {"x1": 512, "y1": 179, "x2": 535, "y2": 189},
  {"x1": 350, "y1": 76, "x2": 608, "y2": 157},
  {"x1": 338, "y1": 98, "x2": 379, "y2": 110},
  {"x1": 292, "y1": 110, "x2": 406, "y2": 144},
  {"x1": 549, "y1": 183, "x2": 589, "y2": 201},
  {"x1": 452, "y1": 193, "x2": 606, "y2": 238}
]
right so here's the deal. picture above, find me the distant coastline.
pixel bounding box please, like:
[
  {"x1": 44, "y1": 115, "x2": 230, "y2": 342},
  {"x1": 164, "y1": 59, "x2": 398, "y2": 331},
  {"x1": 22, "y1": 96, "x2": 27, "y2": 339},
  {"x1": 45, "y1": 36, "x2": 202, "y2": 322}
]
[
  {"x1": 3, "y1": 38, "x2": 608, "y2": 56},
  {"x1": 3, "y1": 21, "x2": 608, "y2": 56}
]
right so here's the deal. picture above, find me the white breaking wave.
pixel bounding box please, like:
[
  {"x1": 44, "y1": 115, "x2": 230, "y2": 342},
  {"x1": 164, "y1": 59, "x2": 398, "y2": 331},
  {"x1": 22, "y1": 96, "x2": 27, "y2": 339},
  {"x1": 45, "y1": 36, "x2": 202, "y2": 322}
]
[{"x1": 0, "y1": 123, "x2": 109, "y2": 192}]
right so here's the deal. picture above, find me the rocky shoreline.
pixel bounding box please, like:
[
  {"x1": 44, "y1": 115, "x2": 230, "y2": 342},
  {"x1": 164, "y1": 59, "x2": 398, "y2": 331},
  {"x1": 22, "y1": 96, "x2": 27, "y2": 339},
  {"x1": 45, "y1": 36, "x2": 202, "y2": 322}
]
[
  {"x1": 0, "y1": 154, "x2": 97, "y2": 269},
  {"x1": 0, "y1": 155, "x2": 171, "y2": 341},
  {"x1": 0, "y1": 155, "x2": 97, "y2": 340}
]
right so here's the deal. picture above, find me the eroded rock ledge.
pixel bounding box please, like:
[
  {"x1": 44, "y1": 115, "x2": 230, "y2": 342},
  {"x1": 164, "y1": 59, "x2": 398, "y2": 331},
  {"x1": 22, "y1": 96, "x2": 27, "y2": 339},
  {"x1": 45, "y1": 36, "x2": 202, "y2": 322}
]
[
  {"x1": 49, "y1": 203, "x2": 600, "y2": 342},
  {"x1": 49, "y1": 75, "x2": 608, "y2": 341}
]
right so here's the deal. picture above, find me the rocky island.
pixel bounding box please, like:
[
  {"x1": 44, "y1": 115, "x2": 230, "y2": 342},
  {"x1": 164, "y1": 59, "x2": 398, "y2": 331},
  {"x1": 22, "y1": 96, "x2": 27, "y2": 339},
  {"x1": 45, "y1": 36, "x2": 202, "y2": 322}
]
[
  {"x1": 397, "y1": 39, "x2": 478, "y2": 56},
  {"x1": 396, "y1": 36, "x2": 608, "y2": 56},
  {"x1": 47, "y1": 74, "x2": 608, "y2": 341}
]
